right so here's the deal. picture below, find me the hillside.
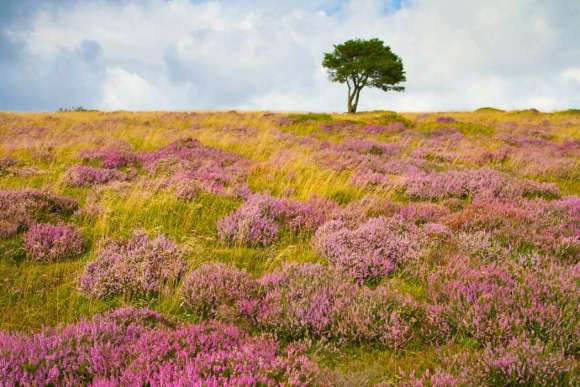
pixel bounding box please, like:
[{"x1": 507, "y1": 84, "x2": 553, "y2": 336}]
[{"x1": 0, "y1": 109, "x2": 578, "y2": 385}]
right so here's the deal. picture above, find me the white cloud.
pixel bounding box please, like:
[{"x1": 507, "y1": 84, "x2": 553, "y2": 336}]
[
  {"x1": 562, "y1": 68, "x2": 580, "y2": 84},
  {"x1": 2, "y1": 0, "x2": 580, "y2": 111},
  {"x1": 102, "y1": 67, "x2": 166, "y2": 110}
]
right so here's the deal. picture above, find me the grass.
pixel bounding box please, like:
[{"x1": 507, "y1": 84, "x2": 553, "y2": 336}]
[{"x1": 1, "y1": 108, "x2": 578, "y2": 382}]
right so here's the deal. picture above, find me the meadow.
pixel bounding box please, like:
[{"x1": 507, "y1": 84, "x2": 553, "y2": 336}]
[{"x1": 0, "y1": 108, "x2": 578, "y2": 385}]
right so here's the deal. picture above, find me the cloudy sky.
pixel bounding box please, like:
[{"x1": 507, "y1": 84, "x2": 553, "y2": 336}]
[{"x1": 1, "y1": 0, "x2": 579, "y2": 112}]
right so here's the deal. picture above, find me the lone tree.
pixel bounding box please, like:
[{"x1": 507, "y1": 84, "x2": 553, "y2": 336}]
[{"x1": 323, "y1": 38, "x2": 406, "y2": 113}]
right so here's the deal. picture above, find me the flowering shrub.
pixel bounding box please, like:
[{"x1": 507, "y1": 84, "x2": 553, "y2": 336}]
[
  {"x1": 320, "y1": 120, "x2": 361, "y2": 133},
  {"x1": 64, "y1": 165, "x2": 130, "y2": 187},
  {"x1": 426, "y1": 256, "x2": 579, "y2": 351},
  {"x1": 397, "y1": 336, "x2": 574, "y2": 386},
  {"x1": 405, "y1": 168, "x2": 560, "y2": 200},
  {"x1": 447, "y1": 197, "x2": 579, "y2": 261},
  {"x1": 471, "y1": 335, "x2": 573, "y2": 386},
  {"x1": 436, "y1": 116, "x2": 456, "y2": 123},
  {"x1": 181, "y1": 262, "x2": 257, "y2": 319},
  {"x1": 79, "y1": 230, "x2": 185, "y2": 299},
  {"x1": 24, "y1": 223, "x2": 84, "y2": 262},
  {"x1": 364, "y1": 122, "x2": 405, "y2": 134},
  {"x1": 122, "y1": 323, "x2": 319, "y2": 386},
  {"x1": 314, "y1": 216, "x2": 421, "y2": 283},
  {"x1": 0, "y1": 308, "x2": 319, "y2": 386},
  {"x1": 217, "y1": 194, "x2": 280, "y2": 246},
  {"x1": 218, "y1": 193, "x2": 336, "y2": 246},
  {"x1": 255, "y1": 263, "x2": 420, "y2": 348},
  {"x1": 137, "y1": 138, "x2": 252, "y2": 197},
  {"x1": 0, "y1": 189, "x2": 78, "y2": 239},
  {"x1": 80, "y1": 147, "x2": 138, "y2": 169}
]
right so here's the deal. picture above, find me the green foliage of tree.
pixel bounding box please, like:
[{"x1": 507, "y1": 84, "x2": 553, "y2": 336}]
[{"x1": 323, "y1": 38, "x2": 406, "y2": 113}]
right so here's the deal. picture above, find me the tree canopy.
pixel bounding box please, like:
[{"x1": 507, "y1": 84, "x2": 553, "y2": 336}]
[{"x1": 322, "y1": 38, "x2": 406, "y2": 113}]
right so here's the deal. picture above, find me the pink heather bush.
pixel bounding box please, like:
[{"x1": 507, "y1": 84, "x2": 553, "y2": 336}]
[
  {"x1": 0, "y1": 307, "x2": 318, "y2": 386},
  {"x1": 405, "y1": 168, "x2": 560, "y2": 200},
  {"x1": 269, "y1": 196, "x2": 338, "y2": 233},
  {"x1": 0, "y1": 307, "x2": 170, "y2": 386},
  {"x1": 470, "y1": 335, "x2": 574, "y2": 386},
  {"x1": 319, "y1": 120, "x2": 361, "y2": 133},
  {"x1": 364, "y1": 122, "x2": 406, "y2": 134},
  {"x1": 80, "y1": 147, "x2": 138, "y2": 169},
  {"x1": 218, "y1": 193, "x2": 337, "y2": 246},
  {"x1": 181, "y1": 262, "x2": 257, "y2": 319},
  {"x1": 217, "y1": 194, "x2": 280, "y2": 246},
  {"x1": 314, "y1": 216, "x2": 421, "y2": 283},
  {"x1": 426, "y1": 256, "x2": 579, "y2": 351},
  {"x1": 64, "y1": 165, "x2": 130, "y2": 187},
  {"x1": 255, "y1": 263, "x2": 420, "y2": 348},
  {"x1": 436, "y1": 116, "x2": 456, "y2": 123},
  {"x1": 400, "y1": 369, "x2": 461, "y2": 387},
  {"x1": 121, "y1": 324, "x2": 319, "y2": 386},
  {"x1": 137, "y1": 138, "x2": 251, "y2": 197},
  {"x1": 24, "y1": 223, "x2": 84, "y2": 262},
  {"x1": 79, "y1": 230, "x2": 185, "y2": 299},
  {"x1": 0, "y1": 189, "x2": 78, "y2": 239},
  {"x1": 398, "y1": 336, "x2": 574, "y2": 386},
  {"x1": 397, "y1": 202, "x2": 451, "y2": 224},
  {"x1": 447, "y1": 197, "x2": 579, "y2": 261}
]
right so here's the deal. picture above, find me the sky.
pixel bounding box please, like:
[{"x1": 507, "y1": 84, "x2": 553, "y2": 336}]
[{"x1": 0, "y1": 0, "x2": 579, "y2": 112}]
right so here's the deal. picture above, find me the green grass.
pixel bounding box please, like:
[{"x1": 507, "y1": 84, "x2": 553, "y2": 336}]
[{"x1": 1, "y1": 109, "x2": 578, "y2": 382}]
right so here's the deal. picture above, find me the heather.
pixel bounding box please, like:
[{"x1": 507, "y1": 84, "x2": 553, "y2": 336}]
[
  {"x1": 24, "y1": 223, "x2": 84, "y2": 262},
  {"x1": 254, "y1": 263, "x2": 421, "y2": 348},
  {"x1": 79, "y1": 230, "x2": 185, "y2": 299},
  {"x1": 1, "y1": 110, "x2": 579, "y2": 385},
  {"x1": 64, "y1": 165, "x2": 131, "y2": 187},
  {"x1": 313, "y1": 216, "x2": 422, "y2": 283},
  {"x1": 218, "y1": 193, "x2": 337, "y2": 246},
  {"x1": 0, "y1": 307, "x2": 319, "y2": 386},
  {"x1": 181, "y1": 262, "x2": 258, "y2": 319},
  {"x1": 0, "y1": 189, "x2": 78, "y2": 239}
]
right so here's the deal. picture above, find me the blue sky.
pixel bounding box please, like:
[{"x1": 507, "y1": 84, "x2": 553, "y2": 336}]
[{"x1": 1, "y1": 0, "x2": 579, "y2": 112}]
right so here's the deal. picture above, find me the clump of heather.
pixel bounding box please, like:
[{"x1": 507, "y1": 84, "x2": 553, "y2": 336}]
[
  {"x1": 79, "y1": 230, "x2": 185, "y2": 299},
  {"x1": 0, "y1": 307, "x2": 170, "y2": 386},
  {"x1": 405, "y1": 168, "x2": 560, "y2": 200},
  {"x1": 426, "y1": 256, "x2": 579, "y2": 351},
  {"x1": 270, "y1": 196, "x2": 338, "y2": 233},
  {"x1": 447, "y1": 197, "x2": 579, "y2": 261},
  {"x1": 181, "y1": 262, "x2": 257, "y2": 319},
  {"x1": 24, "y1": 223, "x2": 84, "y2": 262},
  {"x1": 122, "y1": 323, "x2": 319, "y2": 386},
  {"x1": 80, "y1": 147, "x2": 138, "y2": 169},
  {"x1": 397, "y1": 202, "x2": 451, "y2": 224},
  {"x1": 399, "y1": 369, "x2": 461, "y2": 387},
  {"x1": 470, "y1": 335, "x2": 574, "y2": 386},
  {"x1": 320, "y1": 120, "x2": 361, "y2": 133},
  {"x1": 0, "y1": 189, "x2": 78, "y2": 239},
  {"x1": 0, "y1": 308, "x2": 319, "y2": 386},
  {"x1": 217, "y1": 194, "x2": 280, "y2": 246},
  {"x1": 173, "y1": 179, "x2": 201, "y2": 200},
  {"x1": 138, "y1": 138, "x2": 252, "y2": 197},
  {"x1": 256, "y1": 263, "x2": 420, "y2": 348},
  {"x1": 364, "y1": 122, "x2": 405, "y2": 134},
  {"x1": 436, "y1": 116, "x2": 456, "y2": 123},
  {"x1": 314, "y1": 216, "x2": 421, "y2": 283},
  {"x1": 64, "y1": 165, "x2": 130, "y2": 187},
  {"x1": 218, "y1": 193, "x2": 336, "y2": 246}
]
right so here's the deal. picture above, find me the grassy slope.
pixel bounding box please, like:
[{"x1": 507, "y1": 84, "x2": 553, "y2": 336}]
[{"x1": 0, "y1": 109, "x2": 578, "y2": 383}]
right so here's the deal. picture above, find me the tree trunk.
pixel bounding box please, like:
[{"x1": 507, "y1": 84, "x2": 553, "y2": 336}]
[
  {"x1": 347, "y1": 90, "x2": 355, "y2": 113},
  {"x1": 348, "y1": 87, "x2": 362, "y2": 113}
]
